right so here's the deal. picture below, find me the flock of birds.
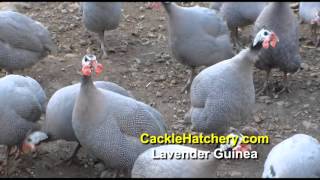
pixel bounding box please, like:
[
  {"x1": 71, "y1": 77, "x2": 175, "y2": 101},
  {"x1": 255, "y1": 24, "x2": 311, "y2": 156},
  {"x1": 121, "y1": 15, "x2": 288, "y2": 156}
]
[{"x1": 0, "y1": 2, "x2": 319, "y2": 178}]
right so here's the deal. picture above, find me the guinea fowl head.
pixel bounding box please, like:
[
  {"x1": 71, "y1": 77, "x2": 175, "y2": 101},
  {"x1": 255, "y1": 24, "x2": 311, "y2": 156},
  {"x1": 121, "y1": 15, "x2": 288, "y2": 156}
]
[
  {"x1": 251, "y1": 28, "x2": 279, "y2": 50},
  {"x1": 81, "y1": 54, "x2": 104, "y2": 77},
  {"x1": 21, "y1": 131, "x2": 48, "y2": 154}
]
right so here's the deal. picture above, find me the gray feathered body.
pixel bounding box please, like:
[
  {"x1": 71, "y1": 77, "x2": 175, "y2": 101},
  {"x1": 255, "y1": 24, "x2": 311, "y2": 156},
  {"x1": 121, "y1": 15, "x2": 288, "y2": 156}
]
[
  {"x1": 299, "y1": 2, "x2": 320, "y2": 23},
  {"x1": 72, "y1": 77, "x2": 167, "y2": 172},
  {"x1": 132, "y1": 145, "x2": 217, "y2": 178},
  {"x1": 209, "y1": 2, "x2": 223, "y2": 11},
  {"x1": 0, "y1": 75, "x2": 46, "y2": 146},
  {"x1": 164, "y1": 3, "x2": 234, "y2": 67},
  {"x1": 219, "y1": 2, "x2": 267, "y2": 30},
  {"x1": 45, "y1": 81, "x2": 132, "y2": 142},
  {"x1": 0, "y1": 11, "x2": 56, "y2": 71},
  {"x1": 82, "y1": 2, "x2": 122, "y2": 34},
  {"x1": 262, "y1": 134, "x2": 320, "y2": 178},
  {"x1": 253, "y1": 2, "x2": 301, "y2": 73},
  {"x1": 188, "y1": 49, "x2": 256, "y2": 135}
]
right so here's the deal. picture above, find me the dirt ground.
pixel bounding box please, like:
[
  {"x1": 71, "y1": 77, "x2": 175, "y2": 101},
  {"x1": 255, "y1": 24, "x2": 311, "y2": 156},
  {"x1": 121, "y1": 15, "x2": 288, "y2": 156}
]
[{"x1": 0, "y1": 2, "x2": 319, "y2": 178}]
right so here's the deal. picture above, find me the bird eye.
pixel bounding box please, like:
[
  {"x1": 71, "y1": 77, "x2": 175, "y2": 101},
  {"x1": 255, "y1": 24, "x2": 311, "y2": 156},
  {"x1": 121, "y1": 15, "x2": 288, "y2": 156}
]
[
  {"x1": 84, "y1": 57, "x2": 89, "y2": 62},
  {"x1": 263, "y1": 31, "x2": 268, "y2": 36},
  {"x1": 27, "y1": 138, "x2": 32, "y2": 143}
]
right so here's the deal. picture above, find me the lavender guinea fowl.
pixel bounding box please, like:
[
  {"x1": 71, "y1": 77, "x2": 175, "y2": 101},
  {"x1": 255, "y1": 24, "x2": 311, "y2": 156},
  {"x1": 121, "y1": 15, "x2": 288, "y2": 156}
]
[
  {"x1": 0, "y1": 11, "x2": 56, "y2": 74},
  {"x1": 0, "y1": 75, "x2": 46, "y2": 175},
  {"x1": 211, "y1": 2, "x2": 267, "y2": 50},
  {"x1": 253, "y1": 2, "x2": 302, "y2": 95},
  {"x1": 72, "y1": 55, "x2": 167, "y2": 177},
  {"x1": 158, "y1": 2, "x2": 234, "y2": 93},
  {"x1": 262, "y1": 134, "x2": 320, "y2": 178},
  {"x1": 81, "y1": 2, "x2": 122, "y2": 59},
  {"x1": 23, "y1": 81, "x2": 133, "y2": 165},
  {"x1": 299, "y1": 2, "x2": 320, "y2": 47},
  {"x1": 186, "y1": 28, "x2": 279, "y2": 135}
]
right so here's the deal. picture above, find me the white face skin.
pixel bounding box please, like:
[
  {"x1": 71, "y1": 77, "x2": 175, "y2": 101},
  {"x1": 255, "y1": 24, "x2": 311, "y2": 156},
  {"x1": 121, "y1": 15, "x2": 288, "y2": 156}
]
[
  {"x1": 253, "y1": 28, "x2": 274, "y2": 47},
  {"x1": 26, "y1": 131, "x2": 48, "y2": 145},
  {"x1": 82, "y1": 54, "x2": 97, "y2": 67}
]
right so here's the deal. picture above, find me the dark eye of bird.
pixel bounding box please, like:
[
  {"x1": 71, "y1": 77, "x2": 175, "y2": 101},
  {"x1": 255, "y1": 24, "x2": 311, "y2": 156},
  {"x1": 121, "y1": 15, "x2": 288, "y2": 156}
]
[
  {"x1": 264, "y1": 31, "x2": 268, "y2": 36},
  {"x1": 27, "y1": 138, "x2": 31, "y2": 142},
  {"x1": 84, "y1": 57, "x2": 89, "y2": 62}
]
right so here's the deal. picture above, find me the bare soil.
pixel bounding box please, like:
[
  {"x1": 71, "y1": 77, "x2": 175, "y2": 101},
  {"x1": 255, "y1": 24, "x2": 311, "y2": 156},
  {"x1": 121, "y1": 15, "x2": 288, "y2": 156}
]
[{"x1": 0, "y1": 2, "x2": 319, "y2": 178}]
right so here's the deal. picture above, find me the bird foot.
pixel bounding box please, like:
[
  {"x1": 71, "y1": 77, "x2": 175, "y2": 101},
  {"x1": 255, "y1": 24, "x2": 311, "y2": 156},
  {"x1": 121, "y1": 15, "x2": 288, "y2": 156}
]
[
  {"x1": 100, "y1": 169, "x2": 120, "y2": 178},
  {"x1": 8, "y1": 146, "x2": 20, "y2": 160},
  {"x1": 256, "y1": 82, "x2": 270, "y2": 96},
  {"x1": 275, "y1": 86, "x2": 291, "y2": 96}
]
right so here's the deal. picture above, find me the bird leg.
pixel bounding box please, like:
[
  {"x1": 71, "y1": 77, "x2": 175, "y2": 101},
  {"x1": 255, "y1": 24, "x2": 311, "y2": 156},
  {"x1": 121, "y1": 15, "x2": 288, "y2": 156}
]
[
  {"x1": 256, "y1": 69, "x2": 271, "y2": 96},
  {"x1": 98, "y1": 32, "x2": 108, "y2": 59},
  {"x1": 0, "y1": 145, "x2": 8, "y2": 177},
  {"x1": 181, "y1": 67, "x2": 196, "y2": 93},
  {"x1": 276, "y1": 72, "x2": 291, "y2": 95},
  {"x1": 5, "y1": 70, "x2": 13, "y2": 76},
  {"x1": 54, "y1": 143, "x2": 81, "y2": 166},
  {"x1": 8, "y1": 146, "x2": 21, "y2": 160},
  {"x1": 231, "y1": 27, "x2": 241, "y2": 52},
  {"x1": 310, "y1": 23, "x2": 318, "y2": 46}
]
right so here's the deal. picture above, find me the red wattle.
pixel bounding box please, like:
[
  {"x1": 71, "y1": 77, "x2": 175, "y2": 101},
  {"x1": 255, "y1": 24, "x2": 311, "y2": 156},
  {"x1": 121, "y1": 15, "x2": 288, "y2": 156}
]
[
  {"x1": 95, "y1": 63, "x2": 104, "y2": 76},
  {"x1": 270, "y1": 38, "x2": 277, "y2": 48},
  {"x1": 262, "y1": 38, "x2": 270, "y2": 49},
  {"x1": 82, "y1": 66, "x2": 92, "y2": 76}
]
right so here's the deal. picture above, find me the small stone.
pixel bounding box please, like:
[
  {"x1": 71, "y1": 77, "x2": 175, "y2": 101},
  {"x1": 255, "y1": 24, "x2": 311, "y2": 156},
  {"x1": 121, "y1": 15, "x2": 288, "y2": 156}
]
[
  {"x1": 170, "y1": 79, "x2": 177, "y2": 85},
  {"x1": 229, "y1": 171, "x2": 241, "y2": 177},
  {"x1": 156, "y1": 91, "x2": 162, "y2": 97},
  {"x1": 283, "y1": 101, "x2": 291, "y2": 108},
  {"x1": 254, "y1": 115, "x2": 262, "y2": 123},
  {"x1": 64, "y1": 53, "x2": 78, "y2": 59},
  {"x1": 303, "y1": 104, "x2": 310, "y2": 108},
  {"x1": 154, "y1": 75, "x2": 166, "y2": 82},
  {"x1": 302, "y1": 120, "x2": 316, "y2": 130},
  {"x1": 94, "y1": 163, "x2": 105, "y2": 172},
  {"x1": 79, "y1": 40, "x2": 88, "y2": 46},
  {"x1": 310, "y1": 72, "x2": 320, "y2": 77},
  {"x1": 265, "y1": 99, "x2": 272, "y2": 104},
  {"x1": 283, "y1": 125, "x2": 291, "y2": 130},
  {"x1": 276, "y1": 101, "x2": 284, "y2": 106}
]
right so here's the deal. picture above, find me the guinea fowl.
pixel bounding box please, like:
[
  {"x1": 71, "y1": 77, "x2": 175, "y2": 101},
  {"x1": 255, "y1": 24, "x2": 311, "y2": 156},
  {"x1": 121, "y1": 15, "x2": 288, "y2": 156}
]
[
  {"x1": 253, "y1": 2, "x2": 302, "y2": 95},
  {"x1": 0, "y1": 11, "x2": 56, "y2": 74},
  {"x1": 159, "y1": 2, "x2": 234, "y2": 93},
  {"x1": 81, "y1": 2, "x2": 122, "y2": 59},
  {"x1": 212, "y1": 2, "x2": 267, "y2": 50},
  {"x1": 132, "y1": 136, "x2": 252, "y2": 178},
  {"x1": 72, "y1": 54, "x2": 168, "y2": 177},
  {"x1": 132, "y1": 145, "x2": 218, "y2": 178},
  {"x1": 0, "y1": 75, "x2": 46, "y2": 175},
  {"x1": 262, "y1": 134, "x2": 320, "y2": 178},
  {"x1": 209, "y1": 2, "x2": 222, "y2": 11},
  {"x1": 23, "y1": 81, "x2": 133, "y2": 165},
  {"x1": 299, "y1": 2, "x2": 320, "y2": 47},
  {"x1": 186, "y1": 28, "x2": 279, "y2": 135}
]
